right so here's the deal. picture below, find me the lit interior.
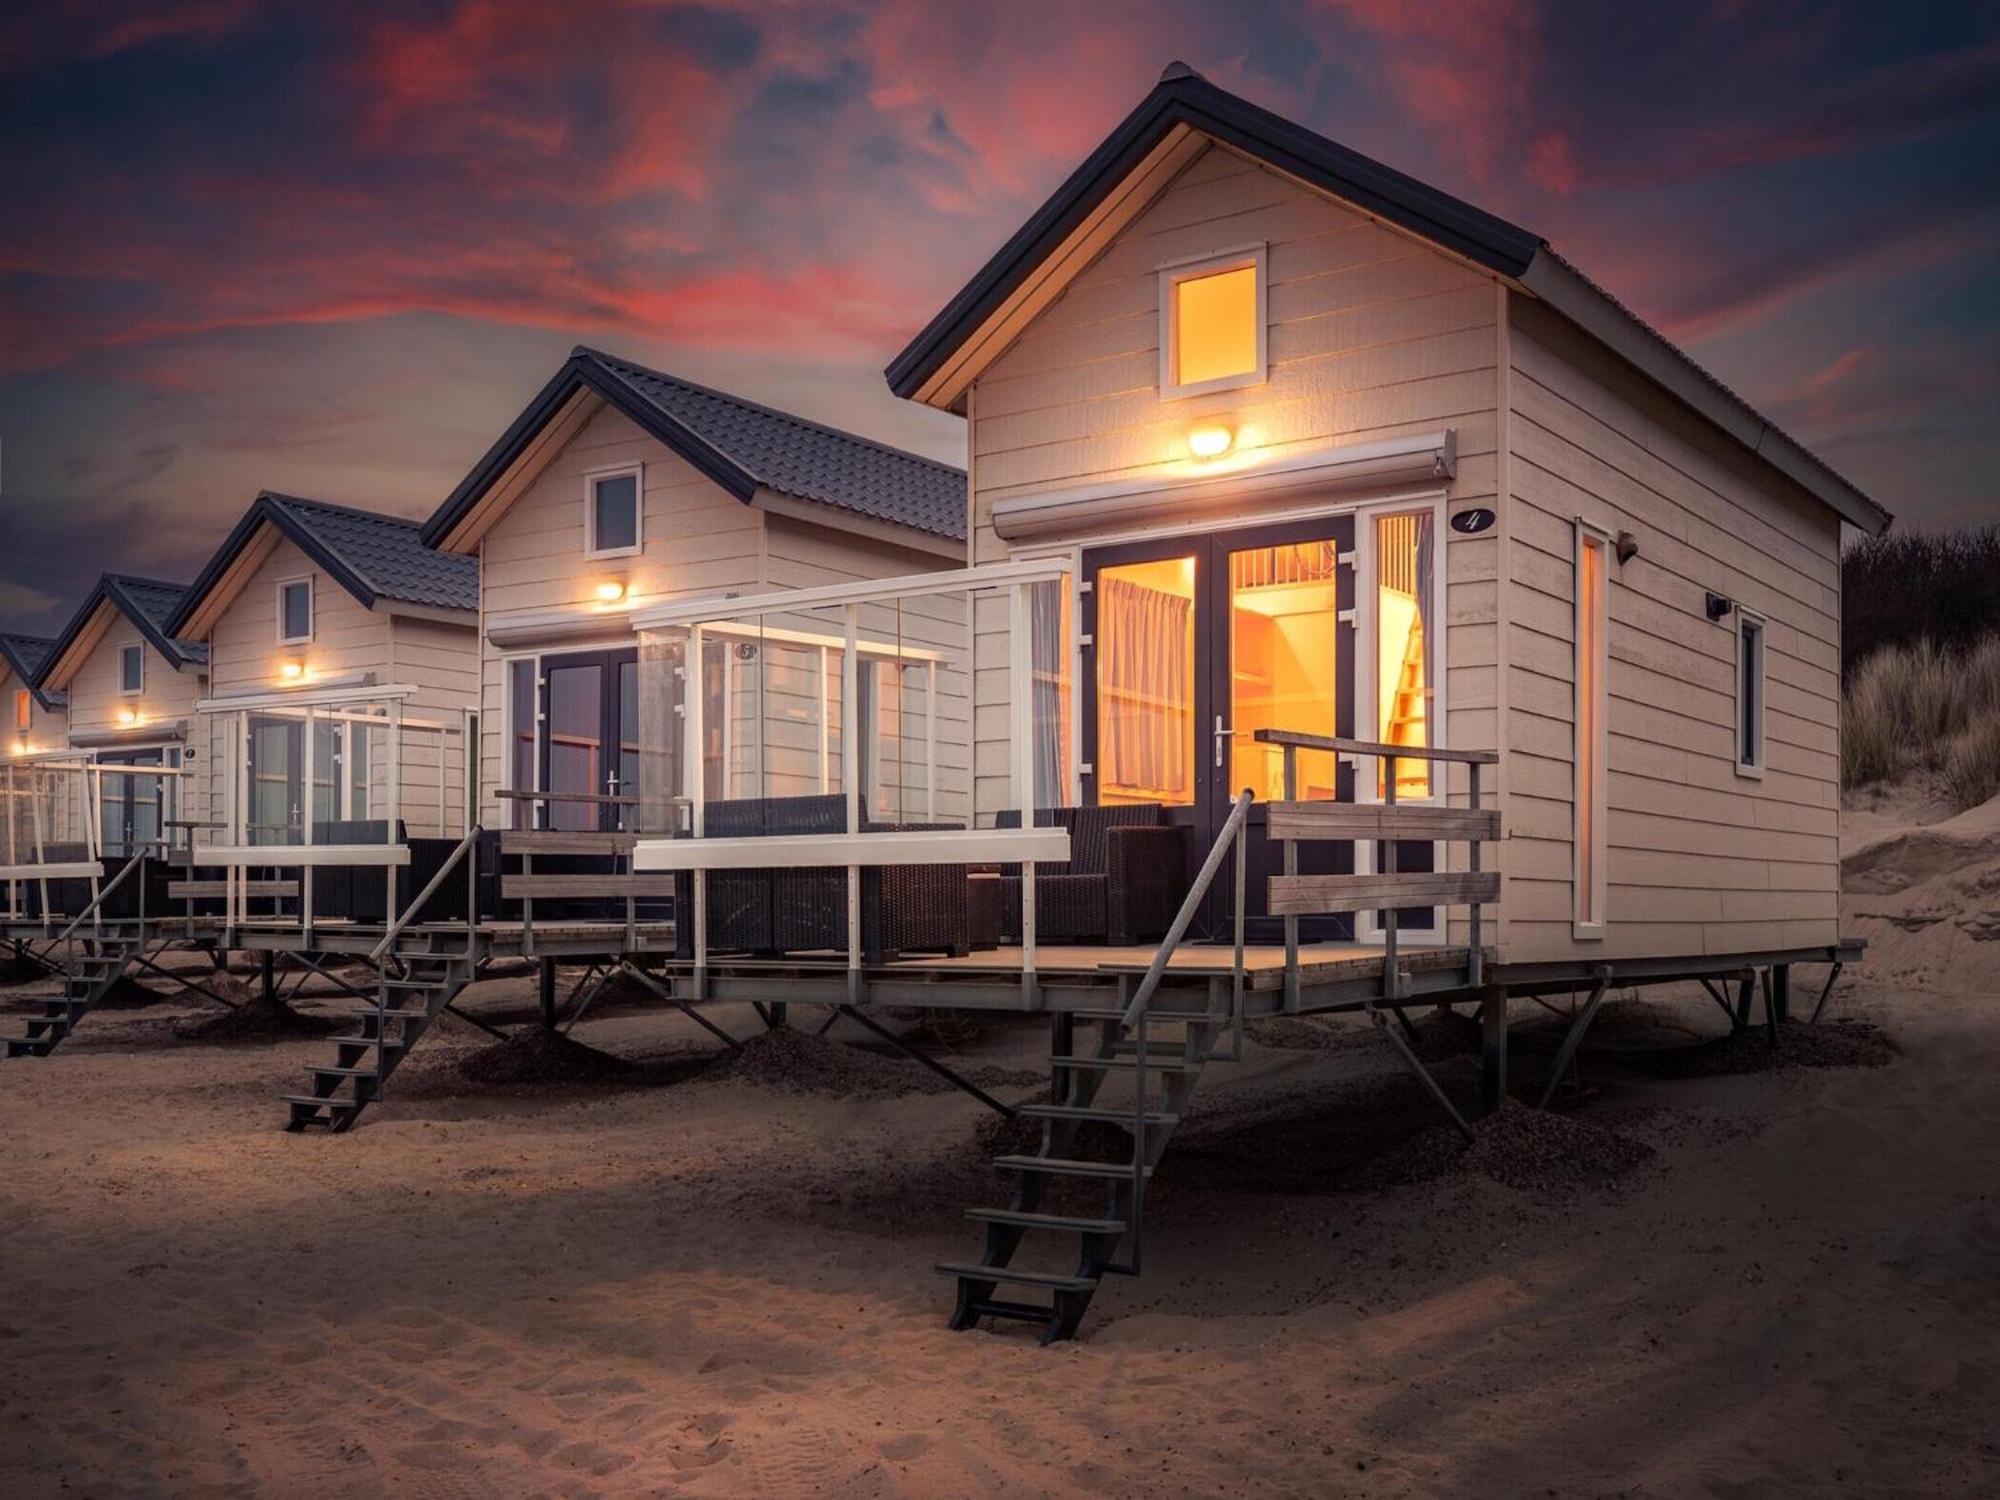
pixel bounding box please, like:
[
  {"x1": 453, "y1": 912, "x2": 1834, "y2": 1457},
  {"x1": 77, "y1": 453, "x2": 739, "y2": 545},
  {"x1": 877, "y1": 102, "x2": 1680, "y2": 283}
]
[
  {"x1": 1576, "y1": 535, "x2": 1606, "y2": 924},
  {"x1": 1228, "y1": 542, "x2": 1340, "y2": 801},
  {"x1": 1097, "y1": 555, "x2": 1196, "y2": 805},
  {"x1": 1375, "y1": 513, "x2": 1432, "y2": 799},
  {"x1": 1173, "y1": 264, "x2": 1258, "y2": 387}
]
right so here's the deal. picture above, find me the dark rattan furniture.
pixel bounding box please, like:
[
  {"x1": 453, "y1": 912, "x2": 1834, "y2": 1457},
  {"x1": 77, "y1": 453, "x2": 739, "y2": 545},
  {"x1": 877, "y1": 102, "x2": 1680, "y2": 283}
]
[{"x1": 991, "y1": 804, "x2": 1185, "y2": 945}]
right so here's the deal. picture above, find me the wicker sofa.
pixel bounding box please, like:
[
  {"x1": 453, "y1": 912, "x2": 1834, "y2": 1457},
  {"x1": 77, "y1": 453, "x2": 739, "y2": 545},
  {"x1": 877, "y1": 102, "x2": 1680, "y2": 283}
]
[
  {"x1": 991, "y1": 804, "x2": 1186, "y2": 946},
  {"x1": 674, "y1": 794, "x2": 970, "y2": 964}
]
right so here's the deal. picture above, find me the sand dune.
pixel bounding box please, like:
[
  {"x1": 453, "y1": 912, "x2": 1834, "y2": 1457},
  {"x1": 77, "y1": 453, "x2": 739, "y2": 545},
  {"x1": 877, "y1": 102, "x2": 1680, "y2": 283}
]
[{"x1": 1843, "y1": 789, "x2": 2000, "y2": 994}]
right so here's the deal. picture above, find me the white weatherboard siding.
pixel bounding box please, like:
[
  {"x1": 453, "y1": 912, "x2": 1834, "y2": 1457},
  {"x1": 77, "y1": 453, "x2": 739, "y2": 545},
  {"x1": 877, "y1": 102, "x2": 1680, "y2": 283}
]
[
  {"x1": 1501, "y1": 296, "x2": 1841, "y2": 963},
  {"x1": 385, "y1": 613, "x2": 481, "y2": 836},
  {"x1": 4, "y1": 673, "x2": 67, "y2": 758},
  {"x1": 473, "y1": 403, "x2": 955, "y2": 828},
  {"x1": 968, "y1": 142, "x2": 1501, "y2": 900},
  {"x1": 66, "y1": 624, "x2": 201, "y2": 743}
]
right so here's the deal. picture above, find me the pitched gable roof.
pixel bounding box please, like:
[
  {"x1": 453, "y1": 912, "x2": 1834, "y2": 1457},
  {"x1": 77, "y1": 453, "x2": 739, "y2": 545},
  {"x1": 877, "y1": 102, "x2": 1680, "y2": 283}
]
[
  {"x1": 887, "y1": 61, "x2": 1889, "y2": 537},
  {"x1": 169, "y1": 492, "x2": 479, "y2": 639},
  {"x1": 423, "y1": 347, "x2": 966, "y2": 551},
  {"x1": 40, "y1": 574, "x2": 206, "y2": 691},
  {"x1": 0, "y1": 633, "x2": 65, "y2": 711}
]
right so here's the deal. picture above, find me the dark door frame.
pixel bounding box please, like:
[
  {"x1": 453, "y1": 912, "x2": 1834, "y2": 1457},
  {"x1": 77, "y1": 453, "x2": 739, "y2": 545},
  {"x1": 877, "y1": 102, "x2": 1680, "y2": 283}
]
[
  {"x1": 1080, "y1": 514, "x2": 1356, "y2": 942},
  {"x1": 537, "y1": 647, "x2": 639, "y2": 832}
]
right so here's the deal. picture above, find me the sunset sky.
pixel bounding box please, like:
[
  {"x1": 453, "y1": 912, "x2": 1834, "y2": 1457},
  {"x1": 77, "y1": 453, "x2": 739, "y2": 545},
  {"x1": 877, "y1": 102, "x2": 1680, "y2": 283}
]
[{"x1": 1, "y1": 1, "x2": 1996, "y2": 635}]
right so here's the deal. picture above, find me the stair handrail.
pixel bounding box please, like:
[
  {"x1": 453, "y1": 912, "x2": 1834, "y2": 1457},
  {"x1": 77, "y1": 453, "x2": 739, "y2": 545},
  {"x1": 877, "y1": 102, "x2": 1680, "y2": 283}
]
[
  {"x1": 1120, "y1": 786, "x2": 1254, "y2": 1274},
  {"x1": 54, "y1": 849, "x2": 146, "y2": 946},
  {"x1": 369, "y1": 825, "x2": 481, "y2": 965}
]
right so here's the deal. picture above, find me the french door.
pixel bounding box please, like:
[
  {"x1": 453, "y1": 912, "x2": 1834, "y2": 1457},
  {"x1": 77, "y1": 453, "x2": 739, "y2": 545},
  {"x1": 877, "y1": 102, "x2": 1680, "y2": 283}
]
[
  {"x1": 1082, "y1": 515, "x2": 1357, "y2": 942},
  {"x1": 98, "y1": 747, "x2": 178, "y2": 858},
  {"x1": 537, "y1": 649, "x2": 641, "y2": 832}
]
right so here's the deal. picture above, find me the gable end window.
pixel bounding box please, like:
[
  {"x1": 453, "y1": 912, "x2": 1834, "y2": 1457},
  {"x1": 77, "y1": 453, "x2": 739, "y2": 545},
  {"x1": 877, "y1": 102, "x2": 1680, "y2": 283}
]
[
  {"x1": 14, "y1": 688, "x2": 30, "y2": 732},
  {"x1": 119, "y1": 643, "x2": 144, "y2": 696},
  {"x1": 585, "y1": 465, "x2": 643, "y2": 559},
  {"x1": 278, "y1": 578, "x2": 313, "y2": 644},
  {"x1": 1736, "y1": 610, "x2": 1766, "y2": 777},
  {"x1": 1158, "y1": 245, "x2": 1267, "y2": 399}
]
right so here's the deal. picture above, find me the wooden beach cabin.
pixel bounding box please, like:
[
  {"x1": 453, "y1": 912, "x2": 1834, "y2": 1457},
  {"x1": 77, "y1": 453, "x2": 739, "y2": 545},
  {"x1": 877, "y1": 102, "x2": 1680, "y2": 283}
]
[
  {"x1": 1, "y1": 634, "x2": 67, "y2": 762},
  {"x1": 2, "y1": 64, "x2": 1892, "y2": 1344}
]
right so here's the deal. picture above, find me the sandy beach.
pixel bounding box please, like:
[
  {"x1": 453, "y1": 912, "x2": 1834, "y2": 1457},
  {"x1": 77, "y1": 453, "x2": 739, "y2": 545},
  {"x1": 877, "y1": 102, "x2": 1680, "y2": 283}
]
[{"x1": 1, "y1": 906, "x2": 1994, "y2": 1500}]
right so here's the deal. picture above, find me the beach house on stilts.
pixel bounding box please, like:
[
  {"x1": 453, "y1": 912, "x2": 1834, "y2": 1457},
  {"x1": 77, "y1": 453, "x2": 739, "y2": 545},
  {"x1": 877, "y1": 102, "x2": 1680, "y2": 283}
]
[{"x1": 1, "y1": 62, "x2": 1892, "y2": 1345}]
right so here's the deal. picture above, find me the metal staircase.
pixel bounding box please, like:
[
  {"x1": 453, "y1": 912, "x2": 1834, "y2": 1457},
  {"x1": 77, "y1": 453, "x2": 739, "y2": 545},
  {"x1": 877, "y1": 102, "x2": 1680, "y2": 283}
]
[
  {"x1": 4, "y1": 852, "x2": 152, "y2": 1060},
  {"x1": 4, "y1": 926, "x2": 149, "y2": 1058},
  {"x1": 282, "y1": 935, "x2": 474, "y2": 1131},
  {"x1": 938, "y1": 791, "x2": 1253, "y2": 1343},
  {"x1": 283, "y1": 827, "x2": 481, "y2": 1133}
]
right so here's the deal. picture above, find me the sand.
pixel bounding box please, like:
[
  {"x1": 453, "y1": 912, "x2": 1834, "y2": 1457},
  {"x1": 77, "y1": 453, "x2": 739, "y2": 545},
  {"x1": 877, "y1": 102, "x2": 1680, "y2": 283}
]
[{"x1": 0, "y1": 791, "x2": 1994, "y2": 1494}]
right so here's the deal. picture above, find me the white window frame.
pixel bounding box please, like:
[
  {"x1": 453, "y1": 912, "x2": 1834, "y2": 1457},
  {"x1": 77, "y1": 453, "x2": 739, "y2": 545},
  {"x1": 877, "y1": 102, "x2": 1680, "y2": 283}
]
[
  {"x1": 583, "y1": 462, "x2": 644, "y2": 560},
  {"x1": 119, "y1": 642, "x2": 145, "y2": 696},
  {"x1": 1735, "y1": 608, "x2": 1767, "y2": 779},
  {"x1": 276, "y1": 576, "x2": 314, "y2": 645},
  {"x1": 1357, "y1": 496, "x2": 1448, "y2": 945},
  {"x1": 1572, "y1": 521, "x2": 1611, "y2": 939},
  {"x1": 1157, "y1": 243, "x2": 1268, "y2": 400}
]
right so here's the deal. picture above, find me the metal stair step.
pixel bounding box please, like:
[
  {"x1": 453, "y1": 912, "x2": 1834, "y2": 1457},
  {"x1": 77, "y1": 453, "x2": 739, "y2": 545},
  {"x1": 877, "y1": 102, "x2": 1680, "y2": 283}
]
[
  {"x1": 307, "y1": 1065, "x2": 380, "y2": 1079},
  {"x1": 329, "y1": 1033, "x2": 405, "y2": 1048},
  {"x1": 934, "y1": 1262, "x2": 1099, "y2": 1292},
  {"x1": 1016, "y1": 1103, "x2": 1177, "y2": 1126},
  {"x1": 964, "y1": 1208, "x2": 1129, "y2": 1235},
  {"x1": 1047, "y1": 1054, "x2": 1199, "y2": 1073},
  {"x1": 281, "y1": 1094, "x2": 363, "y2": 1111},
  {"x1": 992, "y1": 1155, "x2": 1150, "y2": 1180}
]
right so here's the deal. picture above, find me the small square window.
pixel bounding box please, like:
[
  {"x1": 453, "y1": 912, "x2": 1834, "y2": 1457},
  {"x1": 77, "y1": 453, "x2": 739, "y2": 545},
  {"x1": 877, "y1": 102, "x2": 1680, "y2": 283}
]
[
  {"x1": 278, "y1": 578, "x2": 313, "y2": 643},
  {"x1": 119, "y1": 643, "x2": 144, "y2": 695},
  {"x1": 1737, "y1": 612, "x2": 1766, "y2": 777},
  {"x1": 586, "y1": 467, "x2": 642, "y2": 558},
  {"x1": 1159, "y1": 246, "x2": 1267, "y2": 398}
]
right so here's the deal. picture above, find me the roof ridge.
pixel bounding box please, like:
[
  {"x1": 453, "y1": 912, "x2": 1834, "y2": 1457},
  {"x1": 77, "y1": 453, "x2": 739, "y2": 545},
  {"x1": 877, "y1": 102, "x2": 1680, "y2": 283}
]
[
  {"x1": 574, "y1": 346, "x2": 965, "y2": 478},
  {"x1": 262, "y1": 491, "x2": 427, "y2": 531}
]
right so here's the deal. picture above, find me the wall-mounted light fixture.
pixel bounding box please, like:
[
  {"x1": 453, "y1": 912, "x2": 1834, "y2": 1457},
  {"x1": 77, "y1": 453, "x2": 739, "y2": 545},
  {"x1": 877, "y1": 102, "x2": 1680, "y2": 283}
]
[
  {"x1": 594, "y1": 579, "x2": 628, "y2": 604},
  {"x1": 1705, "y1": 592, "x2": 1734, "y2": 621},
  {"x1": 1187, "y1": 424, "x2": 1234, "y2": 460},
  {"x1": 1615, "y1": 531, "x2": 1639, "y2": 565},
  {"x1": 117, "y1": 709, "x2": 138, "y2": 727},
  {"x1": 279, "y1": 660, "x2": 305, "y2": 681}
]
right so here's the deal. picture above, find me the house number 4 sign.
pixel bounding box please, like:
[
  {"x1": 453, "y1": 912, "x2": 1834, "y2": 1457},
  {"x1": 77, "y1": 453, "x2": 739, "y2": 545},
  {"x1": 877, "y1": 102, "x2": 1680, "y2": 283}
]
[{"x1": 1450, "y1": 507, "x2": 1496, "y2": 534}]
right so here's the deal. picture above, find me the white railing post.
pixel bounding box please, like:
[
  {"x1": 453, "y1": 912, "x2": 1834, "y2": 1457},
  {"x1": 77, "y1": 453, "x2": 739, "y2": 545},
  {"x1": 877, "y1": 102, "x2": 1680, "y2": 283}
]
[
  {"x1": 687, "y1": 626, "x2": 708, "y2": 987},
  {"x1": 925, "y1": 659, "x2": 937, "y2": 821},
  {"x1": 1009, "y1": 581, "x2": 1037, "y2": 999},
  {"x1": 843, "y1": 605, "x2": 862, "y2": 996}
]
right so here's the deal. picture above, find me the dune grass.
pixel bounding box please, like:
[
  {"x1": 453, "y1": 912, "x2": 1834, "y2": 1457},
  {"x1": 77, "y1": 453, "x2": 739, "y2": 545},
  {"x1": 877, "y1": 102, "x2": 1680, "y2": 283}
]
[
  {"x1": 1843, "y1": 525, "x2": 2000, "y2": 669},
  {"x1": 1843, "y1": 634, "x2": 2000, "y2": 807}
]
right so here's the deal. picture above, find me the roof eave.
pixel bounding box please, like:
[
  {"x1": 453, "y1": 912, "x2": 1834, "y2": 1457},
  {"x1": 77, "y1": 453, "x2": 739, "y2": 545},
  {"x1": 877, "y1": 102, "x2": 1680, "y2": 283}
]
[{"x1": 1518, "y1": 252, "x2": 1892, "y2": 536}]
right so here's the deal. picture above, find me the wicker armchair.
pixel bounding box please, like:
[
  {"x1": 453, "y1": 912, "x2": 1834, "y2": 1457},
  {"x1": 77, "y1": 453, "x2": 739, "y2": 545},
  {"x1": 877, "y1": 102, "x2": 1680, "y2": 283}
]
[{"x1": 991, "y1": 804, "x2": 1186, "y2": 946}]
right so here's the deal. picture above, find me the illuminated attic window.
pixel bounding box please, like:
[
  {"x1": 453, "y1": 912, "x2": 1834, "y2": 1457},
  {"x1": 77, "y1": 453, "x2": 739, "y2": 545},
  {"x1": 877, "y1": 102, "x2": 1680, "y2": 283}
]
[{"x1": 1159, "y1": 245, "x2": 1267, "y2": 398}]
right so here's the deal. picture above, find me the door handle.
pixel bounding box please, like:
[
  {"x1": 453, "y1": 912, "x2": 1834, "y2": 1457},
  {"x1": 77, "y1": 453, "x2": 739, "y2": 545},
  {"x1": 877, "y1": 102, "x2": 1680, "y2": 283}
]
[{"x1": 1213, "y1": 714, "x2": 1235, "y2": 769}]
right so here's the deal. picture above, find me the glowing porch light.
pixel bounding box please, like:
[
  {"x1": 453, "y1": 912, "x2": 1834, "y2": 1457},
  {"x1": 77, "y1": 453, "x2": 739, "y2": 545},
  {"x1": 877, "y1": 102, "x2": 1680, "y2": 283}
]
[
  {"x1": 594, "y1": 579, "x2": 628, "y2": 604},
  {"x1": 118, "y1": 709, "x2": 138, "y2": 727},
  {"x1": 1187, "y1": 424, "x2": 1234, "y2": 459},
  {"x1": 279, "y1": 660, "x2": 305, "y2": 681}
]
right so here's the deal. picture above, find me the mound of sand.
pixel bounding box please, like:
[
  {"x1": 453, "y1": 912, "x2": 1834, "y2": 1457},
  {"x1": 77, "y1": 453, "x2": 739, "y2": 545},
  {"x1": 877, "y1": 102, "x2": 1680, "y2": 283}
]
[
  {"x1": 172, "y1": 990, "x2": 345, "y2": 1044},
  {"x1": 1636, "y1": 1018, "x2": 1898, "y2": 1079},
  {"x1": 456, "y1": 1028, "x2": 644, "y2": 1086},
  {"x1": 88, "y1": 974, "x2": 170, "y2": 1010},
  {"x1": 1357, "y1": 1100, "x2": 1656, "y2": 1194},
  {"x1": 1843, "y1": 788, "x2": 2000, "y2": 994},
  {"x1": 974, "y1": 1110, "x2": 1132, "y2": 1163},
  {"x1": 712, "y1": 1027, "x2": 954, "y2": 1098}
]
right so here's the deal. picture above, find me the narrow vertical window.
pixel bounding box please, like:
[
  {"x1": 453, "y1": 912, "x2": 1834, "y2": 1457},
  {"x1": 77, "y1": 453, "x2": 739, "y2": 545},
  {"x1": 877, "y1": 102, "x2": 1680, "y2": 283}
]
[
  {"x1": 14, "y1": 689, "x2": 29, "y2": 732},
  {"x1": 1574, "y1": 525, "x2": 1609, "y2": 935},
  {"x1": 1375, "y1": 512, "x2": 1435, "y2": 800},
  {"x1": 119, "y1": 643, "x2": 144, "y2": 695},
  {"x1": 1737, "y1": 611, "x2": 1766, "y2": 777},
  {"x1": 585, "y1": 466, "x2": 642, "y2": 558},
  {"x1": 278, "y1": 578, "x2": 313, "y2": 643},
  {"x1": 508, "y1": 658, "x2": 536, "y2": 830}
]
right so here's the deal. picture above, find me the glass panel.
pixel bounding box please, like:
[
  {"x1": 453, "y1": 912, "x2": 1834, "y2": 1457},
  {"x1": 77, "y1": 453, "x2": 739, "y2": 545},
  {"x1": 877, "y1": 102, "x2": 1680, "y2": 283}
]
[
  {"x1": 1740, "y1": 620, "x2": 1762, "y2": 767},
  {"x1": 1029, "y1": 576, "x2": 1071, "y2": 807},
  {"x1": 1577, "y1": 536, "x2": 1605, "y2": 925},
  {"x1": 1174, "y1": 264, "x2": 1257, "y2": 386},
  {"x1": 1375, "y1": 512, "x2": 1434, "y2": 799},
  {"x1": 508, "y1": 659, "x2": 536, "y2": 830},
  {"x1": 282, "y1": 582, "x2": 311, "y2": 640},
  {"x1": 347, "y1": 719, "x2": 372, "y2": 821},
  {"x1": 121, "y1": 645, "x2": 142, "y2": 693},
  {"x1": 544, "y1": 662, "x2": 602, "y2": 831},
  {"x1": 618, "y1": 659, "x2": 640, "y2": 830},
  {"x1": 592, "y1": 473, "x2": 638, "y2": 552},
  {"x1": 248, "y1": 716, "x2": 301, "y2": 844},
  {"x1": 1097, "y1": 555, "x2": 1196, "y2": 806},
  {"x1": 1228, "y1": 540, "x2": 1339, "y2": 801}
]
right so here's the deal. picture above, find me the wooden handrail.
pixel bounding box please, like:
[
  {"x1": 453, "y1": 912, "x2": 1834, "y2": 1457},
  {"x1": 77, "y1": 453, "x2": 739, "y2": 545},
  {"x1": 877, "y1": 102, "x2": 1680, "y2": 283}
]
[
  {"x1": 494, "y1": 788, "x2": 642, "y2": 807},
  {"x1": 1251, "y1": 729, "x2": 1496, "y2": 765}
]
